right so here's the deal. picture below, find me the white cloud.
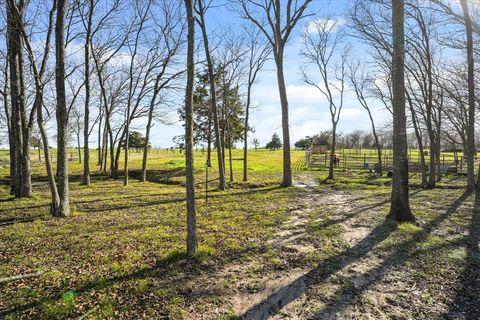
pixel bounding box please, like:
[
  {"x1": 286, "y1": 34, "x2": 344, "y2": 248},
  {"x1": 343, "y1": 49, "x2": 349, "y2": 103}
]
[
  {"x1": 287, "y1": 84, "x2": 326, "y2": 104},
  {"x1": 306, "y1": 17, "x2": 346, "y2": 34}
]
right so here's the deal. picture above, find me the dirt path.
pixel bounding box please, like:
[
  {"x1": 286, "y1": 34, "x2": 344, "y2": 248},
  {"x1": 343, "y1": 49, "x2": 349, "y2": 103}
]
[
  {"x1": 230, "y1": 179, "x2": 404, "y2": 320},
  {"x1": 184, "y1": 174, "x2": 451, "y2": 320},
  {"x1": 229, "y1": 180, "x2": 377, "y2": 319}
]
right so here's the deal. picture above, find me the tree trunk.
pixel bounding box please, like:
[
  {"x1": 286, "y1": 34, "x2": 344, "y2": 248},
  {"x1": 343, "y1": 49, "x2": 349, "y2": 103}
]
[
  {"x1": 461, "y1": 0, "x2": 476, "y2": 189},
  {"x1": 197, "y1": 1, "x2": 226, "y2": 191},
  {"x1": 243, "y1": 84, "x2": 252, "y2": 182},
  {"x1": 123, "y1": 121, "x2": 130, "y2": 185},
  {"x1": 102, "y1": 127, "x2": 108, "y2": 173},
  {"x1": 428, "y1": 134, "x2": 436, "y2": 187},
  {"x1": 36, "y1": 91, "x2": 60, "y2": 216},
  {"x1": 406, "y1": 91, "x2": 427, "y2": 186},
  {"x1": 2, "y1": 62, "x2": 13, "y2": 193},
  {"x1": 389, "y1": 0, "x2": 414, "y2": 222},
  {"x1": 206, "y1": 113, "x2": 212, "y2": 167},
  {"x1": 107, "y1": 118, "x2": 115, "y2": 177},
  {"x1": 77, "y1": 133, "x2": 82, "y2": 164},
  {"x1": 328, "y1": 123, "x2": 336, "y2": 179},
  {"x1": 436, "y1": 133, "x2": 442, "y2": 182},
  {"x1": 55, "y1": 0, "x2": 70, "y2": 217},
  {"x1": 97, "y1": 105, "x2": 103, "y2": 166},
  {"x1": 6, "y1": 0, "x2": 24, "y2": 197},
  {"x1": 226, "y1": 120, "x2": 233, "y2": 183},
  {"x1": 221, "y1": 102, "x2": 227, "y2": 173},
  {"x1": 83, "y1": 0, "x2": 93, "y2": 185},
  {"x1": 275, "y1": 55, "x2": 292, "y2": 187},
  {"x1": 141, "y1": 97, "x2": 156, "y2": 182},
  {"x1": 366, "y1": 108, "x2": 382, "y2": 175},
  {"x1": 113, "y1": 128, "x2": 126, "y2": 179},
  {"x1": 19, "y1": 44, "x2": 32, "y2": 198},
  {"x1": 185, "y1": 0, "x2": 197, "y2": 258}
]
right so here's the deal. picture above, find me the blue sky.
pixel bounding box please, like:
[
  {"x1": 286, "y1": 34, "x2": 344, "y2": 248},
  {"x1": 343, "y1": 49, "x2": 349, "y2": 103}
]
[
  {"x1": 145, "y1": 0, "x2": 391, "y2": 148},
  {"x1": 0, "y1": 0, "x2": 390, "y2": 149}
]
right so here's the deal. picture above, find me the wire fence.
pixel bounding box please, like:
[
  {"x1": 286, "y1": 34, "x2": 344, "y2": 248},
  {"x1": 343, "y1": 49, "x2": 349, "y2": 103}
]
[{"x1": 306, "y1": 148, "x2": 470, "y2": 172}]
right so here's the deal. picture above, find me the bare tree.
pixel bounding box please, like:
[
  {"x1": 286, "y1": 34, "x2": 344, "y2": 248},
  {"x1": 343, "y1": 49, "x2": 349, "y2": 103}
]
[
  {"x1": 6, "y1": 0, "x2": 33, "y2": 198},
  {"x1": 237, "y1": 0, "x2": 313, "y2": 187},
  {"x1": 55, "y1": 0, "x2": 70, "y2": 217},
  {"x1": 184, "y1": 0, "x2": 197, "y2": 258},
  {"x1": 301, "y1": 18, "x2": 348, "y2": 180},
  {"x1": 348, "y1": 60, "x2": 383, "y2": 175},
  {"x1": 140, "y1": 0, "x2": 186, "y2": 182},
  {"x1": 195, "y1": 0, "x2": 226, "y2": 191},
  {"x1": 69, "y1": 107, "x2": 83, "y2": 164},
  {"x1": 81, "y1": 0, "x2": 94, "y2": 185},
  {"x1": 216, "y1": 33, "x2": 248, "y2": 183},
  {"x1": 404, "y1": 0, "x2": 442, "y2": 187},
  {"x1": 460, "y1": 0, "x2": 476, "y2": 189},
  {"x1": 389, "y1": 0, "x2": 414, "y2": 222},
  {"x1": 123, "y1": 0, "x2": 153, "y2": 186},
  {"x1": 12, "y1": 0, "x2": 61, "y2": 215},
  {"x1": 242, "y1": 27, "x2": 270, "y2": 182},
  {"x1": 89, "y1": 1, "x2": 129, "y2": 177},
  {"x1": 349, "y1": 0, "x2": 435, "y2": 186}
]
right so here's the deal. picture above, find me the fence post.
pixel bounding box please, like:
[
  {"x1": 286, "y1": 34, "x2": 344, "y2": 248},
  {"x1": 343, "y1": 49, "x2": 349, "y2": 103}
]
[
  {"x1": 364, "y1": 154, "x2": 366, "y2": 167},
  {"x1": 461, "y1": 156, "x2": 463, "y2": 172},
  {"x1": 442, "y1": 154, "x2": 445, "y2": 166},
  {"x1": 325, "y1": 154, "x2": 327, "y2": 168}
]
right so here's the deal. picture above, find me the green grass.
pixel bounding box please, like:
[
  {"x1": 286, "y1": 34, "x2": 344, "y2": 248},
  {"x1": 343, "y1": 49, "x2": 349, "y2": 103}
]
[
  {"x1": 0, "y1": 149, "x2": 304, "y2": 318},
  {"x1": 0, "y1": 148, "x2": 478, "y2": 319}
]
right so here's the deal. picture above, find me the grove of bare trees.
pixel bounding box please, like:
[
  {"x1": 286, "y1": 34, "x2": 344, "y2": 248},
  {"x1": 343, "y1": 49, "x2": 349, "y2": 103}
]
[{"x1": 3, "y1": 0, "x2": 480, "y2": 253}]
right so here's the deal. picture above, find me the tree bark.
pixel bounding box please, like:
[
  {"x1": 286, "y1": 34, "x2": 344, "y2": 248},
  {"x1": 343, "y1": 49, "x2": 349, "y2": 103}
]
[
  {"x1": 388, "y1": 0, "x2": 414, "y2": 222},
  {"x1": 19, "y1": 43, "x2": 32, "y2": 198},
  {"x1": 226, "y1": 118, "x2": 233, "y2": 183},
  {"x1": 185, "y1": 0, "x2": 197, "y2": 258},
  {"x1": 328, "y1": 123, "x2": 336, "y2": 179},
  {"x1": 141, "y1": 94, "x2": 157, "y2": 182},
  {"x1": 82, "y1": 0, "x2": 93, "y2": 185},
  {"x1": 97, "y1": 107, "x2": 102, "y2": 166},
  {"x1": 207, "y1": 113, "x2": 212, "y2": 167},
  {"x1": 55, "y1": 0, "x2": 70, "y2": 217},
  {"x1": 14, "y1": 0, "x2": 58, "y2": 214},
  {"x1": 406, "y1": 91, "x2": 427, "y2": 186},
  {"x1": 196, "y1": 0, "x2": 226, "y2": 191},
  {"x1": 37, "y1": 92, "x2": 60, "y2": 216},
  {"x1": 460, "y1": 0, "x2": 476, "y2": 189},
  {"x1": 365, "y1": 108, "x2": 382, "y2": 175},
  {"x1": 6, "y1": 0, "x2": 23, "y2": 197},
  {"x1": 243, "y1": 86, "x2": 250, "y2": 181},
  {"x1": 275, "y1": 56, "x2": 292, "y2": 187},
  {"x1": 77, "y1": 132, "x2": 82, "y2": 164}
]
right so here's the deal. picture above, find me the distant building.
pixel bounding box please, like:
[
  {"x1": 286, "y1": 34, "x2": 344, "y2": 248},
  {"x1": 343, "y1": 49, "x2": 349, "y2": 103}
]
[{"x1": 310, "y1": 144, "x2": 328, "y2": 154}]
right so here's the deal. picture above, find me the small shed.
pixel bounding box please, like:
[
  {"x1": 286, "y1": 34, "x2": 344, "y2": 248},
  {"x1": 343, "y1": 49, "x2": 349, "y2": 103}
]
[{"x1": 311, "y1": 144, "x2": 328, "y2": 154}]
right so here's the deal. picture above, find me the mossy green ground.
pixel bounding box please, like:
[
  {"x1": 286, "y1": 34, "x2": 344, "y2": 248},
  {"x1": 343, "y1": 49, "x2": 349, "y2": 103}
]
[{"x1": 0, "y1": 149, "x2": 479, "y2": 319}]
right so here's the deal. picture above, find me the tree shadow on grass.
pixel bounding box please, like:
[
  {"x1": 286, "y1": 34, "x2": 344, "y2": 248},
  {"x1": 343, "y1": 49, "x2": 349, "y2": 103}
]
[
  {"x1": 0, "y1": 215, "x2": 46, "y2": 227},
  {"x1": 241, "y1": 189, "x2": 473, "y2": 319},
  {"x1": 443, "y1": 189, "x2": 480, "y2": 319},
  {"x1": 0, "y1": 244, "x2": 276, "y2": 318},
  {"x1": 128, "y1": 168, "x2": 186, "y2": 186},
  {"x1": 309, "y1": 189, "x2": 473, "y2": 319},
  {"x1": 77, "y1": 185, "x2": 284, "y2": 213}
]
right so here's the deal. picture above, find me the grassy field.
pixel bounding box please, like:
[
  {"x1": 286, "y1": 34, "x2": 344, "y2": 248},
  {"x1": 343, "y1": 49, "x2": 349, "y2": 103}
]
[{"x1": 0, "y1": 149, "x2": 479, "y2": 319}]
